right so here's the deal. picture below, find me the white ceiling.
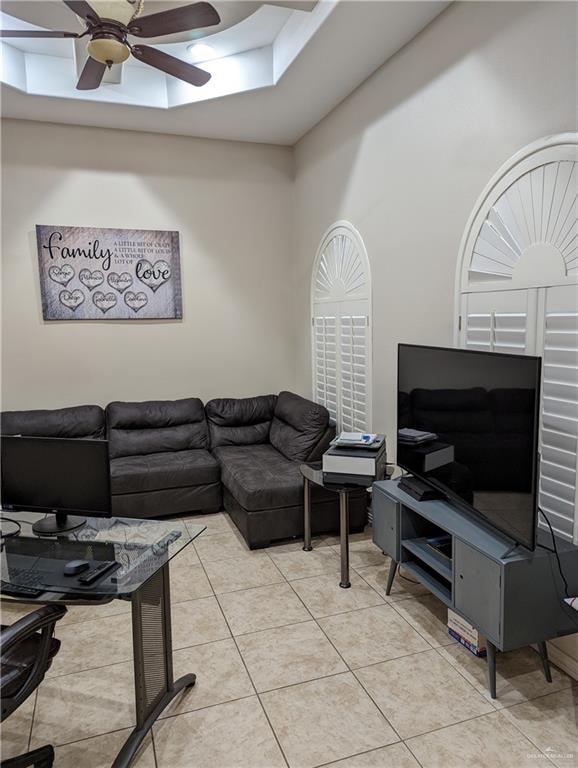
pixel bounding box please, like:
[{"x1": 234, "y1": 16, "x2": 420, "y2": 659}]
[{"x1": 0, "y1": 1, "x2": 449, "y2": 145}]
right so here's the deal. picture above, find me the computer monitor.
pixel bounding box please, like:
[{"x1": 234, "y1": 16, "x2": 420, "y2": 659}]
[{"x1": 0, "y1": 436, "x2": 111, "y2": 535}]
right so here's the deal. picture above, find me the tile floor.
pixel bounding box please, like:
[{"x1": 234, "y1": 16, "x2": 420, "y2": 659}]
[{"x1": 1, "y1": 511, "x2": 576, "y2": 768}]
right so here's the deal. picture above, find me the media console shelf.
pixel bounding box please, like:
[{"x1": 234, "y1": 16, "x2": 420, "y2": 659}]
[{"x1": 372, "y1": 479, "x2": 578, "y2": 698}]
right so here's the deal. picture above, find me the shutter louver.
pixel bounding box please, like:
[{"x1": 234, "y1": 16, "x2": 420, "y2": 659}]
[
  {"x1": 340, "y1": 315, "x2": 368, "y2": 432},
  {"x1": 313, "y1": 315, "x2": 338, "y2": 423}
]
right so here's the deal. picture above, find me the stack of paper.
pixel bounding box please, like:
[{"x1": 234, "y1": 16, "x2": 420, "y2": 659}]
[{"x1": 334, "y1": 432, "x2": 379, "y2": 447}]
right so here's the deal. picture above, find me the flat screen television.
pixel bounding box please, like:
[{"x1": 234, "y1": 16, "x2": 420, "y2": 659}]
[{"x1": 397, "y1": 344, "x2": 541, "y2": 550}]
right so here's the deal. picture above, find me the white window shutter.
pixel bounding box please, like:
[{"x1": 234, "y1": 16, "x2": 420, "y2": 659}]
[
  {"x1": 311, "y1": 222, "x2": 372, "y2": 432},
  {"x1": 538, "y1": 285, "x2": 578, "y2": 540},
  {"x1": 462, "y1": 290, "x2": 532, "y2": 354}
]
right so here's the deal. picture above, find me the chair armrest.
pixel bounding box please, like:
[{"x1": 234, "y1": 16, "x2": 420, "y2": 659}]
[{"x1": 1, "y1": 604, "x2": 67, "y2": 654}]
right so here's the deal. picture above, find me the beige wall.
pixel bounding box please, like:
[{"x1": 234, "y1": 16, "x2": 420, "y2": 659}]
[
  {"x1": 293, "y1": 1, "x2": 577, "y2": 444},
  {"x1": 292, "y1": 0, "x2": 577, "y2": 673},
  {"x1": 1, "y1": 120, "x2": 295, "y2": 409}
]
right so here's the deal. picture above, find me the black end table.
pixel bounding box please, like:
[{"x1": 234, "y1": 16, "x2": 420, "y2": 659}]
[{"x1": 300, "y1": 463, "x2": 368, "y2": 589}]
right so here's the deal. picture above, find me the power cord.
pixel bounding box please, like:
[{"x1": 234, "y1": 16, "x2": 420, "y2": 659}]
[{"x1": 538, "y1": 508, "x2": 569, "y2": 599}]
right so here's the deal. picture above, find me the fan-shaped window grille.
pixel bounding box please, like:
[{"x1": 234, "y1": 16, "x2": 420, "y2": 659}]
[
  {"x1": 456, "y1": 133, "x2": 578, "y2": 543},
  {"x1": 311, "y1": 221, "x2": 372, "y2": 432}
]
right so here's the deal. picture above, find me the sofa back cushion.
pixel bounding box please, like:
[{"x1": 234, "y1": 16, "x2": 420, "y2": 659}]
[
  {"x1": 106, "y1": 398, "x2": 208, "y2": 459},
  {"x1": 206, "y1": 395, "x2": 277, "y2": 448},
  {"x1": 269, "y1": 391, "x2": 330, "y2": 461},
  {"x1": 1, "y1": 405, "x2": 105, "y2": 439}
]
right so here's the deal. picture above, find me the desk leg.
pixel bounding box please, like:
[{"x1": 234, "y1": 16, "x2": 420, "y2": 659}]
[
  {"x1": 487, "y1": 641, "x2": 497, "y2": 699},
  {"x1": 339, "y1": 491, "x2": 350, "y2": 589},
  {"x1": 112, "y1": 564, "x2": 196, "y2": 768},
  {"x1": 303, "y1": 477, "x2": 313, "y2": 552}
]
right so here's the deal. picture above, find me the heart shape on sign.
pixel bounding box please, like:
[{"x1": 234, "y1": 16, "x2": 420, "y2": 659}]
[
  {"x1": 107, "y1": 272, "x2": 133, "y2": 294},
  {"x1": 59, "y1": 289, "x2": 85, "y2": 311},
  {"x1": 92, "y1": 291, "x2": 117, "y2": 314},
  {"x1": 136, "y1": 259, "x2": 171, "y2": 293},
  {"x1": 79, "y1": 268, "x2": 104, "y2": 291},
  {"x1": 124, "y1": 291, "x2": 148, "y2": 313},
  {"x1": 49, "y1": 265, "x2": 75, "y2": 287}
]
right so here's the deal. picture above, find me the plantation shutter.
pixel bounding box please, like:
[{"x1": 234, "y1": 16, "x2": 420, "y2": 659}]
[
  {"x1": 461, "y1": 290, "x2": 533, "y2": 354},
  {"x1": 312, "y1": 223, "x2": 372, "y2": 431},
  {"x1": 538, "y1": 285, "x2": 578, "y2": 540}
]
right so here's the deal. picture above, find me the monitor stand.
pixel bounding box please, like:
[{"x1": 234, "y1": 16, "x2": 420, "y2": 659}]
[{"x1": 32, "y1": 510, "x2": 86, "y2": 536}]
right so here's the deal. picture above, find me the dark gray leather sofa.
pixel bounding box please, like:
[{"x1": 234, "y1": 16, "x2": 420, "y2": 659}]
[{"x1": 1, "y1": 391, "x2": 367, "y2": 548}]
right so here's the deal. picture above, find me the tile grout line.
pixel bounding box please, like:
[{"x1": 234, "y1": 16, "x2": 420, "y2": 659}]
[{"x1": 193, "y1": 535, "x2": 292, "y2": 768}]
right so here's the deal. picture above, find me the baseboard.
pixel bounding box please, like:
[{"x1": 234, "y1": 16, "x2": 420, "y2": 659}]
[{"x1": 546, "y1": 640, "x2": 578, "y2": 682}]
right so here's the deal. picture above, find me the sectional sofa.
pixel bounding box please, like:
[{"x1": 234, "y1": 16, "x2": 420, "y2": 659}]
[{"x1": 1, "y1": 391, "x2": 367, "y2": 549}]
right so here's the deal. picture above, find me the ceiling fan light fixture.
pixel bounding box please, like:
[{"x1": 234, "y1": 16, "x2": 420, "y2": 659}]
[{"x1": 87, "y1": 35, "x2": 129, "y2": 64}]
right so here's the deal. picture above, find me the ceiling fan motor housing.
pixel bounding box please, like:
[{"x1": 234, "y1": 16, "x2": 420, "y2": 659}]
[{"x1": 87, "y1": 26, "x2": 130, "y2": 65}]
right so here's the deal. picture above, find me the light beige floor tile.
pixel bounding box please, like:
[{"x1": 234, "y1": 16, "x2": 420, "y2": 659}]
[
  {"x1": 390, "y1": 594, "x2": 454, "y2": 648},
  {"x1": 356, "y1": 561, "x2": 428, "y2": 602},
  {"x1": 183, "y1": 511, "x2": 234, "y2": 537},
  {"x1": 194, "y1": 529, "x2": 250, "y2": 562},
  {"x1": 325, "y1": 742, "x2": 420, "y2": 768},
  {"x1": 236, "y1": 620, "x2": 347, "y2": 692},
  {"x1": 0, "y1": 691, "x2": 35, "y2": 759},
  {"x1": 0, "y1": 599, "x2": 37, "y2": 625},
  {"x1": 172, "y1": 596, "x2": 231, "y2": 648},
  {"x1": 217, "y1": 583, "x2": 311, "y2": 636},
  {"x1": 290, "y1": 573, "x2": 385, "y2": 619},
  {"x1": 59, "y1": 599, "x2": 132, "y2": 626},
  {"x1": 203, "y1": 552, "x2": 285, "y2": 594},
  {"x1": 438, "y1": 643, "x2": 573, "y2": 709},
  {"x1": 31, "y1": 661, "x2": 134, "y2": 747},
  {"x1": 170, "y1": 562, "x2": 213, "y2": 603},
  {"x1": 318, "y1": 604, "x2": 430, "y2": 668},
  {"x1": 333, "y1": 539, "x2": 386, "y2": 569},
  {"x1": 50, "y1": 612, "x2": 133, "y2": 677},
  {"x1": 160, "y1": 638, "x2": 255, "y2": 718},
  {"x1": 355, "y1": 648, "x2": 493, "y2": 738},
  {"x1": 154, "y1": 696, "x2": 286, "y2": 768},
  {"x1": 54, "y1": 730, "x2": 155, "y2": 768},
  {"x1": 269, "y1": 547, "x2": 341, "y2": 580},
  {"x1": 261, "y1": 672, "x2": 398, "y2": 768},
  {"x1": 405, "y1": 710, "x2": 551, "y2": 768},
  {"x1": 174, "y1": 541, "x2": 200, "y2": 567},
  {"x1": 501, "y1": 687, "x2": 578, "y2": 768},
  {"x1": 268, "y1": 534, "x2": 339, "y2": 553}
]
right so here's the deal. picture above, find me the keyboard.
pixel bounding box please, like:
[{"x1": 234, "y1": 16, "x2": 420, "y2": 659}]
[{"x1": 1, "y1": 578, "x2": 43, "y2": 597}]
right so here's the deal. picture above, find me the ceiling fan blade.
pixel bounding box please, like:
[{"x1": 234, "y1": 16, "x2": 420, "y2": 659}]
[
  {"x1": 128, "y1": 2, "x2": 220, "y2": 38},
  {"x1": 132, "y1": 45, "x2": 210, "y2": 86},
  {"x1": 77, "y1": 56, "x2": 107, "y2": 90},
  {"x1": 0, "y1": 29, "x2": 81, "y2": 38},
  {"x1": 62, "y1": 0, "x2": 100, "y2": 24}
]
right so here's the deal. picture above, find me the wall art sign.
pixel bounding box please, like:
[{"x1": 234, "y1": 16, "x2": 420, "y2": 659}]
[{"x1": 36, "y1": 225, "x2": 182, "y2": 320}]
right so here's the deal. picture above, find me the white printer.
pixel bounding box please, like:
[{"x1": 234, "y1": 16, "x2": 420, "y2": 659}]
[{"x1": 322, "y1": 433, "x2": 386, "y2": 486}]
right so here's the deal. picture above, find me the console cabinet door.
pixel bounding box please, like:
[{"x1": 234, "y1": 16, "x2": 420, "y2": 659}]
[
  {"x1": 454, "y1": 539, "x2": 502, "y2": 645},
  {"x1": 372, "y1": 490, "x2": 400, "y2": 560}
]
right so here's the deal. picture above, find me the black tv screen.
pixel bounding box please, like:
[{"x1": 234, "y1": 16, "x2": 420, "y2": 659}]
[{"x1": 397, "y1": 344, "x2": 541, "y2": 550}]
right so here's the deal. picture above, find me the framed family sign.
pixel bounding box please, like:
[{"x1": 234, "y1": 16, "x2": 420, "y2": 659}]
[{"x1": 35, "y1": 225, "x2": 182, "y2": 320}]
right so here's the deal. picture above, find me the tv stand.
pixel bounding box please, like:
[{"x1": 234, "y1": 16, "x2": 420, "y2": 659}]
[
  {"x1": 372, "y1": 479, "x2": 578, "y2": 699},
  {"x1": 32, "y1": 510, "x2": 86, "y2": 536}
]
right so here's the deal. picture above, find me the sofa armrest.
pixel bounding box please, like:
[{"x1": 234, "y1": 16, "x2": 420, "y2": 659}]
[{"x1": 306, "y1": 423, "x2": 336, "y2": 462}]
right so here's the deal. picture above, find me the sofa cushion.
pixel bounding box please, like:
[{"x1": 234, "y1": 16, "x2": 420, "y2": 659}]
[
  {"x1": 110, "y1": 449, "x2": 219, "y2": 494},
  {"x1": 106, "y1": 398, "x2": 208, "y2": 459},
  {"x1": 206, "y1": 395, "x2": 277, "y2": 448},
  {"x1": 1, "y1": 405, "x2": 104, "y2": 439},
  {"x1": 213, "y1": 444, "x2": 307, "y2": 511},
  {"x1": 269, "y1": 391, "x2": 330, "y2": 462}
]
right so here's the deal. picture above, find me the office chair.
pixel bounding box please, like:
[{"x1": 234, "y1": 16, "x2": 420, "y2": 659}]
[{"x1": 1, "y1": 604, "x2": 67, "y2": 768}]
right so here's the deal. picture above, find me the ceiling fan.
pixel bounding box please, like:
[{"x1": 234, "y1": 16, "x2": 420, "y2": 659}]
[{"x1": 0, "y1": 0, "x2": 221, "y2": 90}]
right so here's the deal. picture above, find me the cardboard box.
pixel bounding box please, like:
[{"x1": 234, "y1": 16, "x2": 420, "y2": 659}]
[{"x1": 447, "y1": 609, "x2": 487, "y2": 657}]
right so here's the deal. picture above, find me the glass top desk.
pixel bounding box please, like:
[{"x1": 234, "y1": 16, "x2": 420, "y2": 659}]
[{"x1": 0, "y1": 510, "x2": 205, "y2": 768}]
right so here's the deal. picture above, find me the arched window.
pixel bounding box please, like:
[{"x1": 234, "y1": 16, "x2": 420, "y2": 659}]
[
  {"x1": 311, "y1": 221, "x2": 372, "y2": 432},
  {"x1": 455, "y1": 133, "x2": 578, "y2": 542}
]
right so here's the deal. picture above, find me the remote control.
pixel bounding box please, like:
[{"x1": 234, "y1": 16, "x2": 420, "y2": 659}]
[{"x1": 78, "y1": 560, "x2": 120, "y2": 585}]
